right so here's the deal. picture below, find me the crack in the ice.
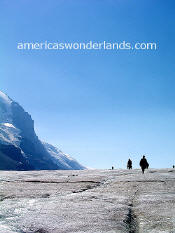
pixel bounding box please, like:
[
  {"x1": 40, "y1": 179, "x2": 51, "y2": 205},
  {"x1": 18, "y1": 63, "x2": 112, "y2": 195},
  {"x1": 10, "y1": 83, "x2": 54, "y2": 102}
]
[
  {"x1": 124, "y1": 204, "x2": 138, "y2": 233},
  {"x1": 115, "y1": 180, "x2": 165, "y2": 183},
  {"x1": 21, "y1": 228, "x2": 49, "y2": 233},
  {"x1": 123, "y1": 186, "x2": 139, "y2": 233},
  {"x1": 1, "y1": 180, "x2": 101, "y2": 184},
  {"x1": 72, "y1": 182, "x2": 101, "y2": 193}
]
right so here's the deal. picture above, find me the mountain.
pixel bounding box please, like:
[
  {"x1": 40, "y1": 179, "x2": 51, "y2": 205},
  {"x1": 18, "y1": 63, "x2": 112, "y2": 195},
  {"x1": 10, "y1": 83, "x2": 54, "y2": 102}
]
[{"x1": 0, "y1": 91, "x2": 85, "y2": 170}]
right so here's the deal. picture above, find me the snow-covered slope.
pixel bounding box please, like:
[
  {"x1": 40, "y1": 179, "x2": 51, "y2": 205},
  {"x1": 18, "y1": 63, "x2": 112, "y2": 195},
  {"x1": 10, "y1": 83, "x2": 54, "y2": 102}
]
[
  {"x1": 0, "y1": 91, "x2": 12, "y2": 123},
  {"x1": 0, "y1": 123, "x2": 21, "y2": 146},
  {"x1": 0, "y1": 90, "x2": 85, "y2": 170},
  {"x1": 43, "y1": 142, "x2": 85, "y2": 170}
]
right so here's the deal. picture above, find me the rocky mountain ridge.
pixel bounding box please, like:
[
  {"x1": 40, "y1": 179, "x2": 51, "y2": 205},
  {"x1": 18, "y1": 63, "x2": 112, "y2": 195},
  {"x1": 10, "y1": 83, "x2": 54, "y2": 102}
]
[{"x1": 0, "y1": 90, "x2": 85, "y2": 170}]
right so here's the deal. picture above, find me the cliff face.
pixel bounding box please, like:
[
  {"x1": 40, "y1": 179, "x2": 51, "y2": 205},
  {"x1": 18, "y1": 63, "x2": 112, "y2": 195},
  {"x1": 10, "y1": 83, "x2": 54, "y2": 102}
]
[
  {"x1": 0, "y1": 91, "x2": 85, "y2": 170},
  {"x1": 11, "y1": 101, "x2": 36, "y2": 141}
]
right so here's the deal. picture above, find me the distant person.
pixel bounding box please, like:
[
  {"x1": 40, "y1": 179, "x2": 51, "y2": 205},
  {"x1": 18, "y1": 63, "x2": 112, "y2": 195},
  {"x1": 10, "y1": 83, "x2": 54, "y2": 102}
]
[
  {"x1": 140, "y1": 155, "x2": 149, "y2": 174},
  {"x1": 127, "y1": 159, "x2": 132, "y2": 169},
  {"x1": 173, "y1": 165, "x2": 175, "y2": 169},
  {"x1": 112, "y1": 166, "x2": 114, "y2": 170}
]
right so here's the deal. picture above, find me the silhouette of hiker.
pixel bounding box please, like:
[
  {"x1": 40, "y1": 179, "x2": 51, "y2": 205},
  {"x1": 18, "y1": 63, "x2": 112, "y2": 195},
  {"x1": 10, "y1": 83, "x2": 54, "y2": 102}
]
[
  {"x1": 127, "y1": 159, "x2": 132, "y2": 169},
  {"x1": 112, "y1": 166, "x2": 114, "y2": 170},
  {"x1": 140, "y1": 155, "x2": 149, "y2": 174}
]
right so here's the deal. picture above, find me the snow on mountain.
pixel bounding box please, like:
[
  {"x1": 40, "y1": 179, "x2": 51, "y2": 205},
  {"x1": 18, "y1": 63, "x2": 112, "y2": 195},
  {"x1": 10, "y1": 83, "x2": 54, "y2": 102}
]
[
  {"x1": 0, "y1": 90, "x2": 85, "y2": 170},
  {"x1": 0, "y1": 91, "x2": 12, "y2": 105},
  {"x1": 0, "y1": 123, "x2": 21, "y2": 146},
  {"x1": 43, "y1": 142, "x2": 86, "y2": 170},
  {"x1": 0, "y1": 91, "x2": 12, "y2": 124}
]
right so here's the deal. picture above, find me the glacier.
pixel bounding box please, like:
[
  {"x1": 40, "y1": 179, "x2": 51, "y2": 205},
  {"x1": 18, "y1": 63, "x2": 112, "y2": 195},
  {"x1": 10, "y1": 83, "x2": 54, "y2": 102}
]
[{"x1": 0, "y1": 169, "x2": 175, "y2": 233}]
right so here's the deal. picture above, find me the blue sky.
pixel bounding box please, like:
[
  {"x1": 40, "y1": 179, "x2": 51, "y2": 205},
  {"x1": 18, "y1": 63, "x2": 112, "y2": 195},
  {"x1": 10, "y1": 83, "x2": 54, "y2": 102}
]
[{"x1": 1, "y1": 0, "x2": 175, "y2": 168}]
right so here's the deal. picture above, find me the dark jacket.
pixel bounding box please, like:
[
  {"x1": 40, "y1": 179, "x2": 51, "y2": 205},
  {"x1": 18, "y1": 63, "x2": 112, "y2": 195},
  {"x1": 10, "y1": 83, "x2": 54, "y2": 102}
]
[
  {"x1": 127, "y1": 159, "x2": 132, "y2": 168},
  {"x1": 140, "y1": 158, "x2": 149, "y2": 169}
]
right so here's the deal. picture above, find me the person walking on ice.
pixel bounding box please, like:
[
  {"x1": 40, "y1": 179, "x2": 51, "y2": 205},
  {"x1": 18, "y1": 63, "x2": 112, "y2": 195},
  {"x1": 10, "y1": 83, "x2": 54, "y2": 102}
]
[
  {"x1": 127, "y1": 159, "x2": 132, "y2": 169},
  {"x1": 140, "y1": 155, "x2": 149, "y2": 174}
]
